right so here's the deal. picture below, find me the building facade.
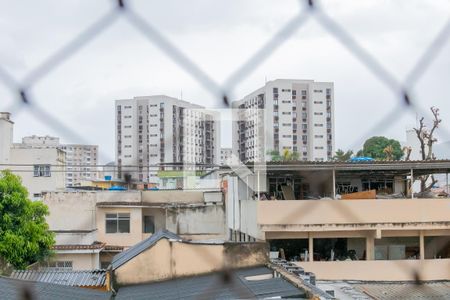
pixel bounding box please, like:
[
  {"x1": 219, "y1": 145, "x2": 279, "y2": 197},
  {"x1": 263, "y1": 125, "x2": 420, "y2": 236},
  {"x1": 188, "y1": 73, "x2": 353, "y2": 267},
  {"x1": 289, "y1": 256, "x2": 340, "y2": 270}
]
[
  {"x1": 21, "y1": 135, "x2": 99, "y2": 187},
  {"x1": 0, "y1": 112, "x2": 14, "y2": 164},
  {"x1": 224, "y1": 161, "x2": 450, "y2": 281},
  {"x1": 232, "y1": 79, "x2": 335, "y2": 163},
  {"x1": 9, "y1": 143, "x2": 66, "y2": 199},
  {"x1": 43, "y1": 189, "x2": 226, "y2": 270},
  {"x1": 59, "y1": 144, "x2": 98, "y2": 186},
  {"x1": 0, "y1": 115, "x2": 66, "y2": 199},
  {"x1": 220, "y1": 147, "x2": 233, "y2": 166},
  {"x1": 115, "y1": 95, "x2": 220, "y2": 184}
]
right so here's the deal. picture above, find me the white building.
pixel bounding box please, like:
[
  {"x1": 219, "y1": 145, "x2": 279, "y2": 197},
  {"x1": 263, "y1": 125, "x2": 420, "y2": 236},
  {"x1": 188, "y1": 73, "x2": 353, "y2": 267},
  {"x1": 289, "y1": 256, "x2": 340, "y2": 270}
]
[
  {"x1": 9, "y1": 143, "x2": 66, "y2": 199},
  {"x1": 220, "y1": 148, "x2": 233, "y2": 166},
  {"x1": 0, "y1": 112, "x2": 13, "y2": 164},
  {"x1": 59, "y1": 144, "x2": 98, "y2": 186},
  {"x1": 21, "y1": 135, "x2": 99, "y2": 187},
  {"x1": 232, "y1": 79, "x2": 335, "y2": 162},
  {"x1": 0, "y1": 114, "x2": 66, "y2": 199},
  {"x1": 115, "y1": 95, "x2": 220, "y2": 184}
]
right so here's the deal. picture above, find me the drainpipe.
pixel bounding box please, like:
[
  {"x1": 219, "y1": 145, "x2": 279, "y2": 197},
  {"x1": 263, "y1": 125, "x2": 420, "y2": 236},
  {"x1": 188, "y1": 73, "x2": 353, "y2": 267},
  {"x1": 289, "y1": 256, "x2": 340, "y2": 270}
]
[
  {"x1": 419, "y1": 230, "x2": 425, "y2": 260},
  {"x1": 332, "y1": 168, "x2": 336, "y2": 199}
]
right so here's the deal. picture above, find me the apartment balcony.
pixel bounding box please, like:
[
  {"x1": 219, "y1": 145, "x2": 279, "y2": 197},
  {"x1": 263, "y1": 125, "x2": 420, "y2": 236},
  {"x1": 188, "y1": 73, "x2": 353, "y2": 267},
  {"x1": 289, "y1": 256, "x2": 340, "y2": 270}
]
[
  {"x1": 255, "y1": 199, "x2": 450, "y2": 233},
  {"x1": 236, "y1": 198, "x2": 450, "y2": 280}
]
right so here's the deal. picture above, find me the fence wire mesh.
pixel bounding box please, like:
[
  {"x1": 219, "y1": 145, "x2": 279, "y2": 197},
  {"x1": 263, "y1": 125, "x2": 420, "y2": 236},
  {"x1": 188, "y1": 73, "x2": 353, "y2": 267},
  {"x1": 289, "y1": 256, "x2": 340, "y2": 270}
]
[{"x1": 0, "y1": 0, "x2": 449, "y2": 298}]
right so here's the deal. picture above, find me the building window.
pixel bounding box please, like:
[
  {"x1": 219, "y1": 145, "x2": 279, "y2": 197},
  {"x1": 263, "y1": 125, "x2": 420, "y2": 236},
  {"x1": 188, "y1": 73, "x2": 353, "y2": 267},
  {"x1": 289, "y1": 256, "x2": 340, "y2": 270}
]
[
  {"x1": 45, "y1": 261, "x2": 73, "y2": 271},
  {"x1": 105, "y1": 213, "x2": 130, "y2": 233},
  {"x1": 34, "y1": 165, "x2": 51, "y2": 177},
  {"x1": 143, "y1": 216, "x2": 155, "y2": 233}
]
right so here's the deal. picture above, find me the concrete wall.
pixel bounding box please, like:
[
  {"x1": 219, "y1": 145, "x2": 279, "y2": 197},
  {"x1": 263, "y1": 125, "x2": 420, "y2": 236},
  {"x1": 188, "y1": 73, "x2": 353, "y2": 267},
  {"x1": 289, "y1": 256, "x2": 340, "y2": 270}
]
[
  {"x1": 9, "y1": 147, "x2": 65, "y2": 199},
  {"x1": 296, "y1": 259, "x2": 450, "y2": 281},
  {"x1": 45, "y1": 190, "x2": 226, "y2": 248},
  {"x1": 51, "y1": 253, "x2": 100, "y2": 270},
  {"x1": 96, "y1": 191, "x2": 141, "y2": 204},
  {"x1": 142, "y1": 190, "x2": 204, "y2": 204},
  {"x1": 96, "y1": 207, "x2": 143, "y2": 247},
  {"x1": 165, "y1": 204, "x2": 226, "y2": 237},
  {"x1": 257, "y1": 199, "x2": 450, "y2": 227},
  {"x1": 44, "y1": 192, "x2": 97, "y2": 231},
  {"x1": 114, "y1": 239, "x2": 268, "y2": 285},
  {"x1": 0, "y1": 112, "x2": 13, "y2": 164},
  {"x1": 55, "y1": 232, "x2": 97, "y2": 245},
  {"x1": 240, "y1": 200, "x2": 263, "y2": 240}
]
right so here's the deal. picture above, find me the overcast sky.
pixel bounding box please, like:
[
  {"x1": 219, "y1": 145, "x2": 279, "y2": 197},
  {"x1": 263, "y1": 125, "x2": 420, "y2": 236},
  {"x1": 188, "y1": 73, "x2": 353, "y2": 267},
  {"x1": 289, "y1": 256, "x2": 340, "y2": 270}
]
[{"x1": 0, "y1": 0, "x2": 449, "y2": 163}]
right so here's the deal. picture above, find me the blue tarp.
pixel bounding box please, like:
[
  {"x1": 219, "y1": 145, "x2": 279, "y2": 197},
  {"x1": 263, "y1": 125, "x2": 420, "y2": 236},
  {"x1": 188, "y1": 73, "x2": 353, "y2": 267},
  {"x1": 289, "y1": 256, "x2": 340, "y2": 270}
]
[
  {"x1": 108, "y1": 185, "x2": 127, "y2": 191},
  {"x1": 350, "y1": 157, "x2": 374, "y2": 162}
]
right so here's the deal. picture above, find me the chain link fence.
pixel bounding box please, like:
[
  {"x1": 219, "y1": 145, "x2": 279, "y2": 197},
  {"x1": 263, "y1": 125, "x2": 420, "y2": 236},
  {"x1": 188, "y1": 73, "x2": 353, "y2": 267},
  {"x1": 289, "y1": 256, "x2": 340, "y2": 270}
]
[{"x1": 0, "y1": 0, "x2": 449, "y2": 298}]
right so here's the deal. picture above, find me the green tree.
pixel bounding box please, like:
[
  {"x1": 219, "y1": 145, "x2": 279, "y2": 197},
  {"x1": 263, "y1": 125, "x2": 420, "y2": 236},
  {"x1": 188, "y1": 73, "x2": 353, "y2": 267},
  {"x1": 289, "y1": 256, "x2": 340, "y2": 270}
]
[
  {"x1": 0, "y1": 170, "x2": 54, "y2": 271},
  {"x1": 333, "y1": 149, "x2": 353, "y2": 161},
  {"x1": 268, "y1": 150, "x2": 281, "y2": 161},
  {"x1": 361, "y1": 136, "x2": 403, "y2": 160},
  {"x1": 268, "y1": 149, "x2": 300, "y2": 162}
]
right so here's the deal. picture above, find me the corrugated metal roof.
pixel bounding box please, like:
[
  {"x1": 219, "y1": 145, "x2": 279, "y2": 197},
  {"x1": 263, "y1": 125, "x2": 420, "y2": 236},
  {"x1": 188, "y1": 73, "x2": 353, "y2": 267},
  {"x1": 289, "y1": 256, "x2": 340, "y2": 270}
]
[
  {"x1": 110, "y1": 229, "x2": 182, "y2": 270},
  {"x1": 10, "y1": 269, "x2": 106, "y2": 287},
  {"x1": 351, "y1": 281, "x2": 450, "y2": 300},
  {"x1": 0, "y1": 276, "x2": 110, "y2": 300},
  {"x1": 115, "y1": 267, "x2": 307, "y2": 300}
]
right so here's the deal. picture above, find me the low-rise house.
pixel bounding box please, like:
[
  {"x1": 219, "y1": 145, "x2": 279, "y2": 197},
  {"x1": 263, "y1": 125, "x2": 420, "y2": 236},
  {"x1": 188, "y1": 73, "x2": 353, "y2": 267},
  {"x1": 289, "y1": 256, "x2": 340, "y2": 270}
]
[
  {"x1": 224, "y1": 160, "x2": 450, "y2": 281},
  {"x1": 4, "y1": 230, "x2": 321, "y2": 300},
  {"x1": 42, "y1": 189, "x2": 226, "y2": 270}
]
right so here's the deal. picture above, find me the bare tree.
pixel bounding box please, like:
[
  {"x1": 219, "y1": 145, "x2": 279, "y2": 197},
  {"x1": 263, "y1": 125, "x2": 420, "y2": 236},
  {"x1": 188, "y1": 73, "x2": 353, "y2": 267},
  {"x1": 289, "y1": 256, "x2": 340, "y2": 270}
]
[
  {"x1": 403, "y1": 146, "x2": 412, "y2": 161},
  {"x1": 412, "y1": 107, "x2": 442, "y2": 192}
]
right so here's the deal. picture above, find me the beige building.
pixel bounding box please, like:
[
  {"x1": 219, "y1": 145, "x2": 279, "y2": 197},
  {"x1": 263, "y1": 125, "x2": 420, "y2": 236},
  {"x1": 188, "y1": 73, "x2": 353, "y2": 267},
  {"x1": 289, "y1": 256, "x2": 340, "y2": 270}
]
[
  {"x1": 1, "y1": 114, "x2": 66, "y2": 200},
  {"x1": 0, "y1": 112, "x2": 14, "y2": 164},
  {"x1": 21, "y1": 135, "x2": 99, "y2": 187},
  {"x1": 224, "y1": 160, "x2": 450, "y2": 281},
  {"x1": 43, "y1": 189, "x2": 226, "y2": 270},
  {"x1": 9, "y1": 144, "x2": 66, "y2": 200},
  {"x1": 108, "y1": 230, "x2": 268, "y2": 287}
]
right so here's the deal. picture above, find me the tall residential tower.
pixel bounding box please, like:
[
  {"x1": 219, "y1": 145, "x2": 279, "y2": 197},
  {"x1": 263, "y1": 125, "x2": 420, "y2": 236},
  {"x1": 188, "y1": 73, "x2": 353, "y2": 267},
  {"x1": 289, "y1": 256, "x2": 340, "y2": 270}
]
[
  {"x1": 232, "y1": 79, "x2": 335, "y2": 162},
  {"x1": 115, "y1": 95, "x2": 220, "y2": 183}
]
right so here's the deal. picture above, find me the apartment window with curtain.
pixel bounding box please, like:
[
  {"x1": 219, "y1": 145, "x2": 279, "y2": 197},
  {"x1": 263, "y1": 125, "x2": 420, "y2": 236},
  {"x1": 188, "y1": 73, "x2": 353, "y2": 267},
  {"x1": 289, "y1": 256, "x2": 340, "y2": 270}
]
[{"x1": 106, "y1": 213, "x2": 130, "y2": 233}]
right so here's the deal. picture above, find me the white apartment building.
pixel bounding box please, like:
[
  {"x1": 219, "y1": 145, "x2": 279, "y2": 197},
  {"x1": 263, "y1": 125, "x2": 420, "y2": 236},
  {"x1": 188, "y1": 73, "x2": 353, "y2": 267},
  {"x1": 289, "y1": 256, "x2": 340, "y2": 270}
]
[
  {"x1": 220, "y1": 148, "x2": 233, "y2": 166},
  {"x1": 0, "y1": 112, "x2": 13, "y2": 164},
  {"x1": 59, "y1": 144, "x2": 98, "y2": 186},
  {"x1": 10, "y1": 144, "x2": 66, "y2": 199},
  {"x1": 232, "y1": 79, "x2": 335, "y2": 162},
  {"x1": 115, "y1": 95, "x2": 220, "y2": 184},
  {"x1": 21, "y1": 135, "x2": 99, "y2": 187},
  {"x1": 0, "y1": 113, "x2": 66, "y2": 199}
]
